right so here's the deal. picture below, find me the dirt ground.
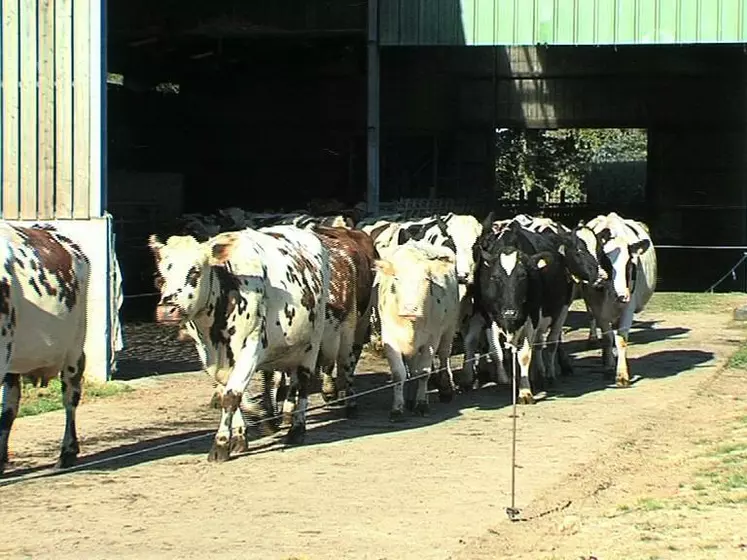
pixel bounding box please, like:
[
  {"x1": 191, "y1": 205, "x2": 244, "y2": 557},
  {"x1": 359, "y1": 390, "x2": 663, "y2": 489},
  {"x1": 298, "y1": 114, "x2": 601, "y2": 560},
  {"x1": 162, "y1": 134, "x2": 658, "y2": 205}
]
[{"x1": 1, "y1": 296, "x2": 746, "y2": 560}]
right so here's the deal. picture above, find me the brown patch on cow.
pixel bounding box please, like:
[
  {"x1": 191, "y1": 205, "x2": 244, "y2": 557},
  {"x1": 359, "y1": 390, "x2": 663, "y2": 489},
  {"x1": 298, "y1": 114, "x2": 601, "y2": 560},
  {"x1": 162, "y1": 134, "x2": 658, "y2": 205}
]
[
  {"x1": 12, "y1": 226, "x2": 80, "y2": 310},
  {"x1": 313, "y1": 225, "x2": 379, "y2": 319},
  {"x1": 265, "y1": 232, "x2": 285, "y2": 240}
]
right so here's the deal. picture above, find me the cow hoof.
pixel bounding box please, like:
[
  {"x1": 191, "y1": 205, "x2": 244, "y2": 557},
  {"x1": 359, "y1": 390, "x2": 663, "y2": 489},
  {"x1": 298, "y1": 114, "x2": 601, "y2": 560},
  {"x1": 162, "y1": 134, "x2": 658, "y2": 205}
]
[
  {"x1": 438, "y1": 391, "x2": 454, "y2": 404},
  {"x1": 321, "y1": 391, "x2": 335, "y2": 403},
  {"x1": 207, "y1": 442, "x2": 231, "y2": 463},
  {"x1": 229, "y1": 436, "x2": 248, "y2": 455},
  {"x1": 344, "y1": 404, "x2": 358, "y2": 418},
  {"x1": 518, "y1": 390, "x2": 535, "y2": 405},
  {"x1": 616, "y1": 376, "x2": 631, "y2": 388},
  {"x1": 389, "y1": 409, "x2": 405, "y2": 423},
  {"x1": 285, "y1": 425, "x2": 306, "y2": 446},
  {"x1": 414, "y1": 401, "x2": 430, "y2": 416},
  {"x1": 404, "y1": 399, "x2": 415, "y2": 412},
  {"x1": 55, "y1": 452, "x2": 78, "y2": 470}
]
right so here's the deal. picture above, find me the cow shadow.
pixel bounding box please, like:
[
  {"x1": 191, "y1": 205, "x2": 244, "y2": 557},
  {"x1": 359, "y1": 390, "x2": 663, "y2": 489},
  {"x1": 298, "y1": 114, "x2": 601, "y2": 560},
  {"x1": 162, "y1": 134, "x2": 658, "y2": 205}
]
[
  {"x1": 114, "y1": 322, "x2": 202, "y2": 380},
  {"x1": 537, "y1": 348, "x2": 715, "y2": 402},
  {"x1": 563, "y1": 325, "x2": 691, "y2": 355}
]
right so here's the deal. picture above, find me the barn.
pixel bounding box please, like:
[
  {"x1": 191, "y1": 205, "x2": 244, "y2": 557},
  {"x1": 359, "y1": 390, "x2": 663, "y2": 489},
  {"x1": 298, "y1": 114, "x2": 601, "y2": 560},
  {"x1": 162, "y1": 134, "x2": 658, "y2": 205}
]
[{"x1": 2, "y1": 0, "x2": 747, "y2": 381}]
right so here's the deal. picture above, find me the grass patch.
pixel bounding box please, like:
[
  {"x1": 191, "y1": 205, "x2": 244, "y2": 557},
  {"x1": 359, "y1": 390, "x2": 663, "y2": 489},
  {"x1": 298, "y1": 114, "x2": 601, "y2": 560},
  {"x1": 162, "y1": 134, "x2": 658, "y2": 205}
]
[
  {"x1": 644, "y1": 292, "x2": 745, "y2": 314},
  {"x1": 18, "y1": 378, "x2": 133, "y2": 418},
  {"x1": 727, "y1": 343, "x2": 747, "y2": 370},
  {"x1": 637, "y1": 497, "x2": 665, "y2": 511}
]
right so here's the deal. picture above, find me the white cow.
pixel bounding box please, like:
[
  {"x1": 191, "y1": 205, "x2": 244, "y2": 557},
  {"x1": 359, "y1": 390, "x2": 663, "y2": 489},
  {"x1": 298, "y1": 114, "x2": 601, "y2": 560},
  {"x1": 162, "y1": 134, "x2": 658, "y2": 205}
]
[
  {"x1": 0, "y1": 223, "x2": 90, "y2": 474},
  {"x1": 577, "y1": 212, "x2": 657, "y2": 385},
  {"x1": 148, "y1": 226, "x2": 331, "y2": 462},
  {"x1": 375, "y1": 240, "x2": 460, "y2": 418}
]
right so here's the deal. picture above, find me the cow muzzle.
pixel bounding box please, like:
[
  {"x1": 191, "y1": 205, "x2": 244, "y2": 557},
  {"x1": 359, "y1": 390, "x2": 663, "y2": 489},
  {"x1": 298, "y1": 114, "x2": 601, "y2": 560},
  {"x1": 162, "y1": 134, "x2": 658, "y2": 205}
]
[
  {"x1": 456, "y1": 272, "x2": 470, "y2": 285},
  {"x1": 155, "y1": 304, "x2": 184, "y2": 325},
  {"x1": 398, "y1": 303, "x2": 423, "y2": 319}
]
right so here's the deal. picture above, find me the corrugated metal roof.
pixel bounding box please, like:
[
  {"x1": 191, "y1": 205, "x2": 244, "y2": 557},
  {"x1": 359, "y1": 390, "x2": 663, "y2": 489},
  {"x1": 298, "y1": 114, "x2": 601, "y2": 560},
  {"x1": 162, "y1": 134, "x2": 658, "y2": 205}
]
[{"x1": 379, "y1": 0, "x2": 747, "y2": 46}]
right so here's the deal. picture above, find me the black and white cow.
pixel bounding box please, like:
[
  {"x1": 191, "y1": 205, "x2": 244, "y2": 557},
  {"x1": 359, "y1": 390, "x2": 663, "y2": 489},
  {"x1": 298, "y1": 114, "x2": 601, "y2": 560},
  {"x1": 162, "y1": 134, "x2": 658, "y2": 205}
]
[
  {"x1": 0, "y1": 223, "x2": 90, "y2": 474},
  {"x1": 566, "y1": 212, "x2": 657, "y2": 386},
  {"x1": 149, "y1": 226, "x2": 333, "y2": 462},
  {"x1": 460, "y1": 213, "x2": 601, "y2": 392}
]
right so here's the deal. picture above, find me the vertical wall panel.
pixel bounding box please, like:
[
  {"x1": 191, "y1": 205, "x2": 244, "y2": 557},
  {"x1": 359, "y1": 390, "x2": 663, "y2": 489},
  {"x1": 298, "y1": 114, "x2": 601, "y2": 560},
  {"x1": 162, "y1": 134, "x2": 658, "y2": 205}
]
[
  {"x1": 38, "y1": 0, "x2": 55, "y2": 218},
  {"x1": 1, "y1": 0, "x2": 20, "y2": 219},
  {"x1": 1, "y1": 0, "x2": 94, "y2": 220},
  {"x1": 18, "y1": 0, "x2": 37, "y2": 219},
  {"x1": 73, "y1": 0, "x2": 91, "y2": 219},
  {"x1": 55, "y1": 0, "x2": 74, "y2": 218},
  {"x1": 379, "y1": 0, "x2": 747, "y2": 45}
]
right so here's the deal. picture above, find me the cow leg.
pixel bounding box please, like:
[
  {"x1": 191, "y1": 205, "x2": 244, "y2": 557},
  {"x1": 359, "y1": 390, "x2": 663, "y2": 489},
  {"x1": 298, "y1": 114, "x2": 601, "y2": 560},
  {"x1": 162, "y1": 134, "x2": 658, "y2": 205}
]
[
  {"x1": 336, "y1": 319, "x2": 360, "y2": 418},
  {"x1": 0, "y1": 373, "x2": 20, "y2": 475},
  {"x1": 281, "y1": 372, "x2": 298, "y2": 427},
  {"x1": 384, "y1": 343, "x2": 408, "y2": 421},
  {"x1": 320, "y1": 363, "x2": 336, "y2": 403},
  {"x1": 586, "y1": 302, "x2": 600, "y2": 349},
  {"x1": 209, "y1": 344, "x2": 262, "y2": 462},
  {"x1": 414, "y1": 351, "x2": 433, "y2": 416},
  {"x1": 546, "y1": 305, "x2": 572, "y2": 382},
  {"x1": 488, "y1": 323, "x2": 510, "y2": 385},
  {"x1": 516, "y1": 337, "x2": 535, "y2": 405},
  {"x1": 614, "y1": 302, "x2": 636, "y2": 387},
  {"x1": 556, "y1": 332, "x2": 574, "y2": 377},
  {"x1": 459, "y1": 315, "x2": 483, "y2": 391},
  {"x1": 436, "y1": 336, "x2": 456, "y2": 404},
  {"x1": 600, "y1": 326, "x2": 616, "y2": 377},
  {"x1": 286, "y1": 366, "x2": 312, "y2": 445},
  {"x1": 57, "y1": 352, "x2": 85, "y2": 469}
]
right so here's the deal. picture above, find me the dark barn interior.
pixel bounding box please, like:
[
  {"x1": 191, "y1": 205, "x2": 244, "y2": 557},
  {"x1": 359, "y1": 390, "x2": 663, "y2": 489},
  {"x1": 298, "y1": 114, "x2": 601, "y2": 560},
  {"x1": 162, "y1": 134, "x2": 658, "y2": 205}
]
[{"x1": 107, "y1": 0, "x2": 747, "y2": 309}]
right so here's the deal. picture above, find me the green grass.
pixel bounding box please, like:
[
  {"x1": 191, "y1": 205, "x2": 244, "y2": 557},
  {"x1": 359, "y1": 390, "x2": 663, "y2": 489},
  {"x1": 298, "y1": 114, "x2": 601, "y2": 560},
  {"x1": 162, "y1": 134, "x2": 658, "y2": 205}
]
[
  {"x1": 727, "y1": 344, "x2": 747, "y2": 370},
  {"x1": 18, "y1": 377, "x2": 133, "y2": 418},
  {"x1": 644, "y1": 292, "x2": 743, "y2": 314},
  {"x1": 637, "y1": 497, "x2": 666, "y2": 511}
]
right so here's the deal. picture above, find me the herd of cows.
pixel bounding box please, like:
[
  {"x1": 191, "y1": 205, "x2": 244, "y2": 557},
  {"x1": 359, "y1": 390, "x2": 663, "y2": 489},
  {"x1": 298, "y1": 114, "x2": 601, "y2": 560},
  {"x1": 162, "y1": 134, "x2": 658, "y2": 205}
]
[{"x1": 0, "y1": 208, "x2": 657, "y2": 474}]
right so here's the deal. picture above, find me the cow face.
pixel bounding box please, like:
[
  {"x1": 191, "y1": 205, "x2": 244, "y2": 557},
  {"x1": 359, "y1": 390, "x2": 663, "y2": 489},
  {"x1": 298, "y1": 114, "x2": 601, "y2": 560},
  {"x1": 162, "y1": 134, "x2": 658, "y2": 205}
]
[
  {"x1": 600, "y1": 235, "x2": 651, "y2": 303},
  {"x1": 148, "y1": 234, "x2": 213, "y2": 324},
  {"x1": 559, "y1": 226, "x2": 608, "y2": 286},
  {"x1": 476, "y1": 244, "x2": 553, "y2": 332},
  {"x1": 375, "y1": 251, "x2": 454, "y2": 320}
]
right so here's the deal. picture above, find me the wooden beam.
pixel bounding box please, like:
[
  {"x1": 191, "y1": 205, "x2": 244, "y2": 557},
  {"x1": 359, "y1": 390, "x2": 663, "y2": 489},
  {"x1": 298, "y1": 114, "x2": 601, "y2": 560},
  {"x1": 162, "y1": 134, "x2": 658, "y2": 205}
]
[
  {"x1": 38, "y1": 0, "x2": 56, "y2": 219},
  {"x1": 1, "y1": 0, "x2": 20, "y2": 219},
  {"x1": 73, "y1": 0, "x2": 91, "y2": 218},
  {"x1": 55, "y1": 0, "x2": 74, "y2": 218},
  {"x1": 19, "y1": 0, "x2": 38, "y2": 219}
]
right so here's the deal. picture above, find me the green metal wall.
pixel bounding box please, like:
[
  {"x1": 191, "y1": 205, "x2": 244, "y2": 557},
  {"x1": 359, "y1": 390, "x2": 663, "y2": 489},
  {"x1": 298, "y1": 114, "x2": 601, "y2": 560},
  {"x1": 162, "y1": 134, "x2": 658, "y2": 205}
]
[{"x1": 379, "y1": 0, "x2": 747, "y2": 46}]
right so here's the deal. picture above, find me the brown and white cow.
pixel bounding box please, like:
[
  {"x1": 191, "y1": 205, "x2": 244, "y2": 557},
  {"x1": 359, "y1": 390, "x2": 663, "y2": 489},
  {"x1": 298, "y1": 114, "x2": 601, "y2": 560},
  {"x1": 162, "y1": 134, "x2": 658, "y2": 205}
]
[
  {"x1": 375, "y1": 240, "x2": 460, "y2": 419},
  {"x1": 0, "y1": 223, "x2": 90, "y2": 474},
  {"x1": 148, "y1": 226, "x2": 331, "y2": 462},
  {"x1": 311, "y1": 225, "x2": 378, "y2": 413}
]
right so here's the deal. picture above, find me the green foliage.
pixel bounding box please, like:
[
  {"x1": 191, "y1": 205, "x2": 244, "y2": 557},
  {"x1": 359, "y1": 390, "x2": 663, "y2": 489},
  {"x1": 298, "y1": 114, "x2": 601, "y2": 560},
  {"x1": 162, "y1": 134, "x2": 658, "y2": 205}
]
[{"x1": 494, "y1": 128, "x2": 647, "y2": 201}]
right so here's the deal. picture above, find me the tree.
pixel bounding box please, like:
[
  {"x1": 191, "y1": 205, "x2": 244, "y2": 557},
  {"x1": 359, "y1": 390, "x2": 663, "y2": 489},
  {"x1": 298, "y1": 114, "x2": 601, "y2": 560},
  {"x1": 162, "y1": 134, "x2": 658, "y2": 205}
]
[{"x1": 495, "y1": 128, "x2": 647, "y2": 202}]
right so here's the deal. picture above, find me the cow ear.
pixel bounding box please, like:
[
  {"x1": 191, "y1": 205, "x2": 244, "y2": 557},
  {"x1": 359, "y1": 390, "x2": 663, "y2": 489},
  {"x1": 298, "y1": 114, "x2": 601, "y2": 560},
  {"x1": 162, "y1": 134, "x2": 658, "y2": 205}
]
[
  {"x1": 397, "y1": 228, "x2": 412, "y2": 245},
  {"x1": 629, "y1": 238, "x2": 651, "y2": 256},
  {"x1": 147, "y1": 234, "x2": 164, "y2": 253},
  {"x1": 530, "y1": 251, "x2": 554, "y2": 271},
  {"x1": 209, "y1": 232, "x2": 240, "y2": 266},
  {"x1": 481, "y1": 212, "x2": 495, "y2": 234}
]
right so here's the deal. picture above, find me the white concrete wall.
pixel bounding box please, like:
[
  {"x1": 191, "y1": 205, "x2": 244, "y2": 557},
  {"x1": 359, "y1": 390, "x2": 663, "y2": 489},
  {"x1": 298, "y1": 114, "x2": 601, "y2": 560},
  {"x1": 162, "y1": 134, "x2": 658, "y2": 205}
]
[{"x1": 8, "y1": 216, "x2": 114, "y2": 383}]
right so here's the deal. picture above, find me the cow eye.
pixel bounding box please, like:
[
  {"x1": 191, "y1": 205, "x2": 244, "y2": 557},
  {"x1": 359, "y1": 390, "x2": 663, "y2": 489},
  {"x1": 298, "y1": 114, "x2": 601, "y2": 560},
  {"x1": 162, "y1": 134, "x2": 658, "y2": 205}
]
[{"x1": 186, "y1": 266, "x2": 201, "y2": 286}]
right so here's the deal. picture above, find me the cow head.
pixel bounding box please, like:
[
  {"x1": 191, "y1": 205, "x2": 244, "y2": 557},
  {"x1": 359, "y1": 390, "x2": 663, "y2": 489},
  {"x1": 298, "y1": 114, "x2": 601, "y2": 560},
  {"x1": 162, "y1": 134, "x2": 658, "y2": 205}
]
[
  {"x1": 558, "y1": 225, "x2": 608, "y2": 287},
  {"x1": 375, "y1": 246, "x2": 455, "y2": 320},
  {"x1": 598, "y1": 232, "x2": 651, "y2": 303},
  {"x1": 148, "y1": 234, "x2": 216, "y2": 324},
  {"x1": 475, "y1": 228, "x2": 554, "y2": 332}
]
